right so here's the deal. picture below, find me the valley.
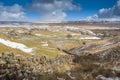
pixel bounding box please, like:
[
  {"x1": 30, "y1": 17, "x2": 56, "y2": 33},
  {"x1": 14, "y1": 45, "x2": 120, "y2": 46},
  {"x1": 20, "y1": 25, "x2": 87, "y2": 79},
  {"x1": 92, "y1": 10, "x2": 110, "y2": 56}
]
[{"x1": 0, "y1": 21, "x2": 120, "y2": 80}]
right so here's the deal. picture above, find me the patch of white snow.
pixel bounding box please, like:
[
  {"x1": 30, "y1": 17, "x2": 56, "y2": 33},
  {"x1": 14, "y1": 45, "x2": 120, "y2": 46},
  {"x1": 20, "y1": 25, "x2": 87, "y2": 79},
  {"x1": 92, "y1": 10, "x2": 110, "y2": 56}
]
[
  {"x1": 80, "y1": 36, "x2": 101, "y2": 40},
  {"x1": 0, "y1": 38, "x2": 33, "y2": 53},
  {"x1": 41, "y1": 42, "x2": 48, "y2": 47},
  {"x1": 96, "y1": 75, "x2": 120, "y2": 80},
  {"x1": 35, "y1": 34, "x2": 51, "y2": 37}
]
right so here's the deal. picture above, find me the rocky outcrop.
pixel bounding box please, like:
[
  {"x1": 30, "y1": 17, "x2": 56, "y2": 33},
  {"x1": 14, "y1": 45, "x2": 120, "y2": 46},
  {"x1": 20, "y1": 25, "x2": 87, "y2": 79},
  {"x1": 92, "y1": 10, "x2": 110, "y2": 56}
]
[
  {"x1": 95, "y1": 45, "x2": 120, "y2": 60},
  {"x1": 3, "y1": 28, "x2": 32, "y2": 38},
  {"x1": 0, "y1": 52, "x2": 74, "y2": 80},
  {"x1": 68, "y1": 36, "x2": 120, "y2": 56},
  {"x1": 92, "y1": 29, "x2": 120, "y2": 38}
]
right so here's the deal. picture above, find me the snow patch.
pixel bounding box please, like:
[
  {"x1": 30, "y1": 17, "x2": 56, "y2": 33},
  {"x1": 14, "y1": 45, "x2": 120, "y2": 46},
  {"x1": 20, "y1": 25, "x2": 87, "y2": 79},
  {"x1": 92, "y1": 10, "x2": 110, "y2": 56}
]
[
  {"x1": 65, "y1": 26, "x2": 80, "y2": 30},
  {"x1": 71, "y1": 34, "x2": 81, "y2": 36},
  {"x1": 35, "y1": 34, "x2": 44, "y2": 36},
  {"x1": 80, "y1": 36, "x2": 101, "y2": 40},
  {"x1": 96, "y1": 75, "x2": 120, "y2": 80},
  {"x1": 0, "y1": 38, "x2": 33, "y2": 53},
  {"x1": 41, "y1": 42, "x2": 48, "y2": 47},
  {"x1": 35, "y1": 34, "x2": 51, "y2": 37}
]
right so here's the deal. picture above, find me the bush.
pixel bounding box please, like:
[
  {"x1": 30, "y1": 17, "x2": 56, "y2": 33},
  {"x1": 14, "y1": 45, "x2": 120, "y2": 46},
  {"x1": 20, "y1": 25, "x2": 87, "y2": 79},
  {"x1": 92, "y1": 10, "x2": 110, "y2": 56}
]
[{"x1": 66, "y1": 34, "x2": 72, "y2": 39}]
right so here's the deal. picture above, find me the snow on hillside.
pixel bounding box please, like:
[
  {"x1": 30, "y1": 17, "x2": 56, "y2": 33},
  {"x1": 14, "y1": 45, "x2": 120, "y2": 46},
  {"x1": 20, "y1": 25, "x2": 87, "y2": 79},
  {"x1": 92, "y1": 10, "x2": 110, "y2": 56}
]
[
  {"x1": 97, "y1": 75, "x2": 120, "y2": 80},
  {"x1": 41, "y1": 42, "x2": 49, "y2": 47},
  {"x1": 80, "y1": 36, "x2": 101, "y2": 40},
  {"x1": 0, "y1": 38, "x2": 33, "y2": 53}
]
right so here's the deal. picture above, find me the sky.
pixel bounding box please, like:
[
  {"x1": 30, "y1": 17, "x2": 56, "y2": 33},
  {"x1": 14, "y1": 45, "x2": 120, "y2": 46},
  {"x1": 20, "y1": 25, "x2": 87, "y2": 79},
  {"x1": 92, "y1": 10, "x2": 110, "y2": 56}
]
[{"x1": 0, "y1": 0, "x2": 119, "y2": 21}]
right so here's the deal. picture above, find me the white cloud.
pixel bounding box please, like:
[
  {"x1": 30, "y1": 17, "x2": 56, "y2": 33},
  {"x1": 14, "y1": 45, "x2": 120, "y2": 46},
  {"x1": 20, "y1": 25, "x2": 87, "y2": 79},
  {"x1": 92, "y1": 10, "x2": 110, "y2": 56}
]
[
  {"x1": 29, "y1": 0, "x2": 80, "y2": 21},
  {"x1": 0, "y1": 3, "x2": 26, "y2": 21},
  {"x1": 42, "y1": 10, "x2": 67, "y2": 21},
  {"x1": 87, "y1": 0, "x2": 120, "y2": 21}
]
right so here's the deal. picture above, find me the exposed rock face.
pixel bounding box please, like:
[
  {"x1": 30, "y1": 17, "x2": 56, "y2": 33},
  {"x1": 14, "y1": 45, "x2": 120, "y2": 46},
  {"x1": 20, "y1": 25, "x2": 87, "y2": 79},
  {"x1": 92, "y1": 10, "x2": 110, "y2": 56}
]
[
  {"x1": 3, "y1": 28, "x2": 31, "y2": 38},
  {"x1": 65, "y1": 26, "x2": 96, "y2": 35},
  {"x1": 92, "y1": 29, "x2": 120, "y2": 38},
  {"x1": 95, "y1": 45, "x2": 120, "y2": 60},
  {"x1": 68, "y1": 36, "x2": 120, "y2": 56}
]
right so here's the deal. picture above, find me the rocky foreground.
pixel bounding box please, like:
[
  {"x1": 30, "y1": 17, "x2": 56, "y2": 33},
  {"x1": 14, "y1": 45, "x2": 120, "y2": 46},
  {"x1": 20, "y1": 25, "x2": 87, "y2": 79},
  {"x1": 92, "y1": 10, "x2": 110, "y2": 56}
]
[
  {"x1": 0, "y1": 53, "x2": 75, "y2": 80},
  {"x1": 0, "y1": 50, "x2": 120, "y2": 80}
]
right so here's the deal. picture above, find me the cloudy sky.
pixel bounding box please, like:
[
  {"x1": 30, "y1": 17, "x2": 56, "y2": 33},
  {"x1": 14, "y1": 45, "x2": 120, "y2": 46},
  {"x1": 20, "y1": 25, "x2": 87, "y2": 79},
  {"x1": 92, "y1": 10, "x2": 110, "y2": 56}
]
[{"x1": 0, "y1": 0, "x2": 119, "y2": 21}]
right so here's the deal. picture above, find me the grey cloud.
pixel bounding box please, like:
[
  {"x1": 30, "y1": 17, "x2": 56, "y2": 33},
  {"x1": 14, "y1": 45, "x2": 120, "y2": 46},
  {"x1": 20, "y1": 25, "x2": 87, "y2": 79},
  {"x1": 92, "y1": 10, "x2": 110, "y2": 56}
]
[
  {"x1": 29, "y1": 0, "x2": 80, "y2": 21},
  {"x1": 87, "y1": 0, "x2": 120, "y2": 21}
]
